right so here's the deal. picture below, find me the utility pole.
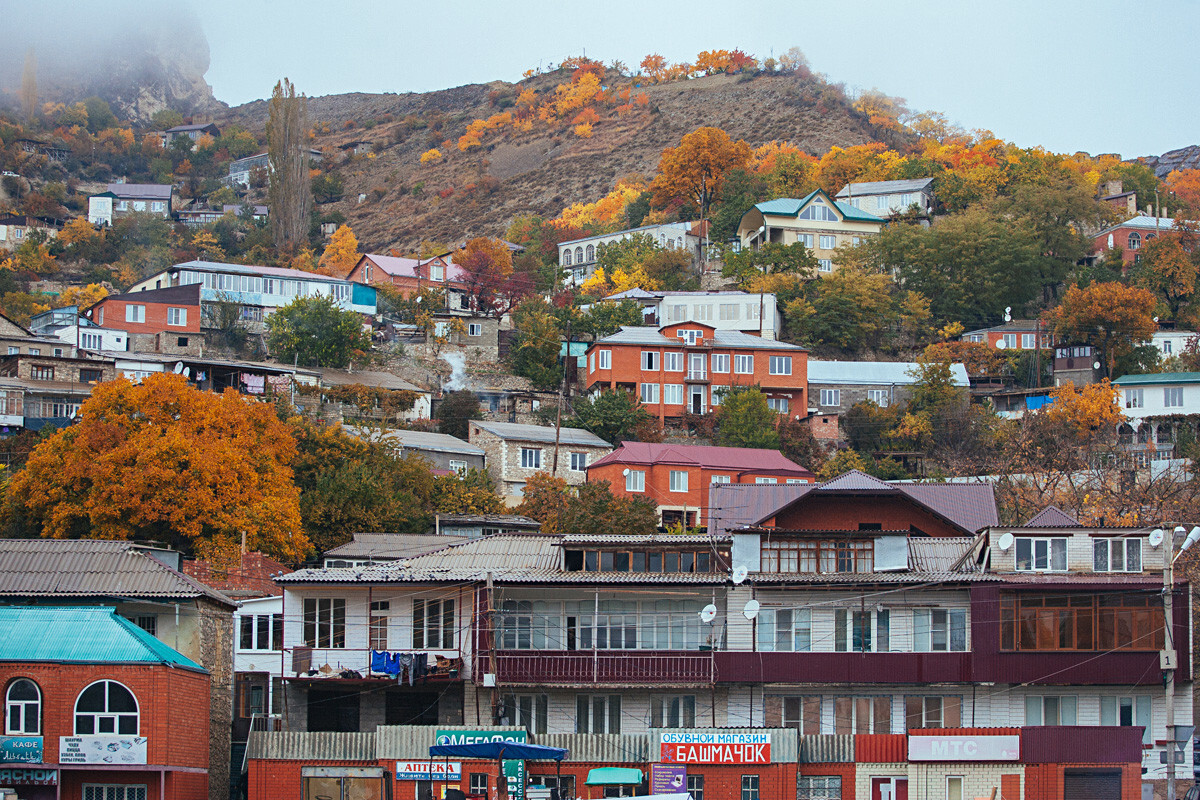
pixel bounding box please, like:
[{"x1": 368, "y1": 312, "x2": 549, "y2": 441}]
[
  {"x1": 1161, "y1": 524, "x2": 1200, "y2": 800},
  {"x1": 551, "y1": 318, "x2": 570, "y2": 474}
]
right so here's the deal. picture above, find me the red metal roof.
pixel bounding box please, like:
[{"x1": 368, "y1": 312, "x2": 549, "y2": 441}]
[
  {"x1": 358, "y1": 254, "x2": 467, "y2": 283},
  {"x1": 1023, "y1": 505, "x2": 1081, "y2": 527},
  {"x1": 588, "y1": 442, "x2": 815, "y2": 476}
]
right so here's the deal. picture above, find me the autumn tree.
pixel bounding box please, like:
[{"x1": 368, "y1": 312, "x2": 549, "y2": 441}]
[
  {"x1": 576, "y1": 299, "x2": 645, "y2": 338},
  {"x1": 1134, "y1": 225, "x2": 1200, "y2": 319},
  {"x1": 786, "y1": 264, "x2": 896, "y2": 353},
  {"x1": 1050, "y1": 282, "x2": 1157, "y2": 377},
  {"x1": 317, "y1": 224, "x2": 360, "y2": 277},
  {"x1": 457, "y1": 237, "x2": 516, "y2": 316},
  {"x1": 3, "y1": 374, "x2": 307, "y2": 562},
  {"x1": 267, "y1": 78, "x2": 313, "y2": 253},
  {"x1": 595, "y1": 233, "x2": 696, "y2": 291},
  {"x1": 265, "y1": 295, "x2": 371, "y2": 368},
  {"x1": 508, "y1": 298, "x2": 563, "y2": 390},
  {"x1": 650, "y1": 127, "x2": 751, "y2": 219},
  {"x1": 516, "y1": 473, "x2": 657, "y2": 535},
  {"x1": 721, "y1": 242, "x2": 817, "y2": 287}
]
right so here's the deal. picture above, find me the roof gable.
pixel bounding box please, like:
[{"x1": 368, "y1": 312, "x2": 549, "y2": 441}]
[
  {"x1": 589, "y1": 441, "x2": 814, "y2": 475},
  {"x1": 1024, "y1": 505, "x2": 1081, "y2": 527},
  {"x1": 753, "y1": 190, "x2": 884, "y2": 223}
]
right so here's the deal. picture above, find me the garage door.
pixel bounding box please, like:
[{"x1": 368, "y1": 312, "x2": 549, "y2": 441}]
[{"x1": 1064, "y1": 769, "x2": 1121, "y2": 800}]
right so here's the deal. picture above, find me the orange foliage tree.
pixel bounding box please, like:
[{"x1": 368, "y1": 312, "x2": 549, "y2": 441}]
[
  {"x1": 457, "y1": 237, "x2": 516, "y2": 316},
  {"x1": 650, "y1": 126, "x2": 751, "y2": 218},
  {"x1": 1050, "y1": 282, "x2": 1157, "y2": 377},
  {"x1": 4, "y1": 373, "x2": 308, "y2": 562}
]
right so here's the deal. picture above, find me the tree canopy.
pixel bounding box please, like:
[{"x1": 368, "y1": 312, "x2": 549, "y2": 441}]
[{"x1": 266, "y1": 294, "x2": 371, "y2": 368}]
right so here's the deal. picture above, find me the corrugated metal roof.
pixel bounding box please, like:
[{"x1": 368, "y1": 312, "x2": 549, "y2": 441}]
[
  {"x1": 1023, "y1": 506, "x2": 1081, "y2": 527},
  {"x1": 1113, "y1": 371, "x2": 1200, "y2": 386},
  {"x1": 0, "y1": 606, "x2": 204, "y2": 670},
  {"x1": 247, "y1": 731, "x2": 376, "y2": 761},
  {"x1": 834, "y1": 177, "x2": 935, "y2": 197},
  {"x1": 651, "y1": 728, "x2": 797, "y2": 763},
  {"x1": 353, "y1": 428, "x2": 484, "y2": 456},
  {"x1": 470, "y1": 421, "x2": 612, "y2": 447},
  {"x1": 375, "y1": 725, "x2": 527, "y2": 759},
  {"x1": 172, "y1": 259, "x2": 356, "y2": 284},
  {"x1": 560, "y1": 533, "x2": 729, "y2": 544},
  {"x1": 907, "y1": 537, "x2": 978, "y2": 572},
  {"x1": 808, "y1": 360, "x2": 968, "y2": 387},
  {"x1": 323, "y1": 533, "x2": 470, "y2": 560},
  {"x1": 439, "y1": 514, "x2": 540, "y2": 527},
  {"x1": 537, "y1": 734, "x2": 648, "y2": 763},
  {"x1": 359, "y1": 254, "x2": 466, "y2": 282},
  {"x1": 589, "y1": 442, "x2": 813, "y2": 476},
  {"x1": 106, "y1": 183, "x2": 172, "y2": 199},
  {"x1": 749, "y1": 570, "x2": 1000, "y2": 584},
  {"x1": 798, "y1": 734, "x2": 855, "y2": 763},
  {"x1": 0, "y1": 539, "x2": 237, "y2": 607},
  {"x1": 753, "y1": 191, "x2": 883, "y2": 223},
  {"x1": 319, "y1": 369, "x2": 424, "y2": 393}
]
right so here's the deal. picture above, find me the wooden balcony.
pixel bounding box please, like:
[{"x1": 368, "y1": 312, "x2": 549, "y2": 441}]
[
  {"x1": 488, "y1": 650, "x2": 715, "y2": 686},
  {"x1": 713, "y1": 651, "x2": 973, "y2": 684}
]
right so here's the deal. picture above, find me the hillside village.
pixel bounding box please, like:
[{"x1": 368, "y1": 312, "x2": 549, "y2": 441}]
[{"x1": 1, "y1": 41, "x2": 1200, "y2": 800}]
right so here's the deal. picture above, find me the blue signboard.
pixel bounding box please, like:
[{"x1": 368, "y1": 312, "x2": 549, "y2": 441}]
[{"x1": 0, "y1": 737, "x2": 43, "y2": 764}]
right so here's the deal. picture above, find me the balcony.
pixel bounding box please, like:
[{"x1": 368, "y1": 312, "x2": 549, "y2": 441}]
[
  {"x1": 713, "y1": 651, "x2": 972, "y2": 684},
  {"x1": 684, "y1": 369, "x2": 709, "y2": 382},
  {"x1": 490, "y1": 650, "x2": 715, "y2": 686},
  {"x1": 288, "y1": 647, "x2": 464, "y2": 680}
]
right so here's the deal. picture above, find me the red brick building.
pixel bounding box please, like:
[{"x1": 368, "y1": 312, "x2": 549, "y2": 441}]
[
  {"x1": 1091, "y1": 215, "x2": 1179, "y2": 266},
  {"x1": 584, "y1": 322, "x2": 808, "y2": 421},
  {"x1": 588, "y1": 441, "x2": 815, "y2": 527},
  {"x1": 0, "y1": 605, "x2": 210, "y2": 800},
  {"x1": 346, "y1": 253, "x2": 466, "y2": 300},
  {"x1": 183, "y1": 551, "x2": 292, "y2": 601},
  {"x1": 85, "y1": 284, "x2": 202, "y2": 336}
]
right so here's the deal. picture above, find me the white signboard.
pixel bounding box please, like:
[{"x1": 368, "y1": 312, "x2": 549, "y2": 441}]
[
  {"x1": 397, "y1": 762, "x2": 463, "y2": 780},
  {"x1": 59, "y1": 736, "x2": 148, "y2": 765},
  {"x1": 907, "y1": 735, "x2": 1019, "y2": 762}
]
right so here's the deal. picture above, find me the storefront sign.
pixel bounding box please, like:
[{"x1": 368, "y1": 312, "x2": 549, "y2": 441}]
[
  {"x1": 434, "y1": 729, "x2": 528, "y2": 746},
  {"x1": 0, "y1": 768, "x2": 56, "y2": 785},
  {"x1": 0, "y1": 736, "x2": 42, "y2": 764},
  {"x1": 907, "y1": 735, "x2": 1020, "y2": 762},
  {"x1": 397, "y1": 762, "x2": 463, "y2": 780},
  {"x1": 660, "y1": 732, "x2": 771, "y2": 764},
  {"x1": 650, "y1": 764, "x2": 687, "y2": 793},
  {"x1": 504, "y1": 758, "x2": 525, "y2": 800},
  {"x1": 59, "y1": 735, "x2": 148, "y2": 765}
]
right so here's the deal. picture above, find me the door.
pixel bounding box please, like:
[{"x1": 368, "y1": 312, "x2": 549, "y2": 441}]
[
  {"x1": 689, "y1": 386, "x2": 706, "y2": 414},
  {"x1": 1063, "y1": 769, "x2": 1120, "y2": 800},
  {"x1": 871, "y1": 777, "x2": 908, "y2": 800},
  {"x1": 689, "y1": 352, "x2": 706, "y2": 379}
]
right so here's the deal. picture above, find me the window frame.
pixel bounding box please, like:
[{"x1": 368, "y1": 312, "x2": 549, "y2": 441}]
[
  {"x1": 768, "y1": 355, "x2": 792, "y2": 375},
  {"x1": 5, "y1": 678, "x2": 41, "y2": 735},
  {"x1": 167, "y1": 307, "x2": 187, "y2": 327},
  {"x1": 412, "y1": 597, "x2": 455, "y2": 650},
  {"x1": 663, "y1": 384, "x2": 684, "y2": 405},
  {"x1": 625, "y1": 470, "x2": 645, "y2": 492},
  {"x1": 74, "y1": 680, "x2": 139, "y2": 736},
  {"x1": 598, "y1": 349, "x2": 611, "y2": 370},
  {"x1": 1165, "y1": 386, "x2": 1184, "y2": 408},
  {"x1": 1013, "y1": 536, "x2": 1068, "y2": 572},
  {"x1": 1024, "y1": 694, "x2": 1077, "y2": 726},
  {"x1": 711, "y1": 353, "x2": 730, "y2": 373},
  {"x1": 733, "y1": 354, "x2": 754, "y2": 374},
  {"x1": 639, "y1": 383, "x2": 659, "y2": 404},
  {"x1": 302, "y1": 598, "x2": 346, "y2": 648},
  {"x1": 641, "y1": 351, "x2": 659, "y2": 371},
  {"x1": 569, "y1": 452, "x2": 588, "y2": 472},
  {"x1": 575, "y1": 694, "x2": 621, "y2": 734},
  {"x1": 819, "y1": 389, "x2": 840, "y2": 407},
  {"x1": 669, "y1": 470, "x2": 689, "y2": 493},
  {"x1": 664, "y1": 352, "x2": 684, "y2": 372},
  {"x1": 740, "y1": 775, "x2": 760, "y2": 800},
  {"x1": 1092, "y1": 537, "x2": 1142, "y2": 573},
  {"x1": 520, "y1": 447, "x2": 542, "y2": 469}
]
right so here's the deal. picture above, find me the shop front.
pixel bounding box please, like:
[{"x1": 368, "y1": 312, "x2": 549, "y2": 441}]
[{"x1": 651, "y1": 728, "x2": 797, "y2": 800}]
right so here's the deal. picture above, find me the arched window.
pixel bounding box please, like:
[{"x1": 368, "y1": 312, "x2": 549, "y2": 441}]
[
  {"x1": 574, "y1": 246, "x2": 583, "y2": 263},
  {"x1": 585, "y1": 244, "x2": 595, "y2": 262},
  {"x1": 1145, "y1": 233, "x2": 1157, "y2": 242},
  {"x1": 1136, "y1": 423, "x2": 1151, "y2": 444},
  {"x1": 75, "y1": 681, "x2": 138, "y2": 735},
  {"x1": 5, "y1": 679, "x2": 40, "y2": 735},
  {"x1": 563, "y1": 250, "x2": 572, "y2": 267},
  {"x1": 1128, "y1": 231, "x2": 1141, "y2": 250}
]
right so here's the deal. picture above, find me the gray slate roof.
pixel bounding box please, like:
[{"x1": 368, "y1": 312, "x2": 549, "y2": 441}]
[
  {"x1": 369, "y1": 428, "x2": 483, "y2": 456},
  {"x1": 470, "y1": 420, "x2": 611, "y2": 447},
  {"x1": 105, "y1": 183, "x2": 172, "y2": 199},
  {"x1": 834, "y1": 177, "x2": 935, "y2": 197},
  {"x1": 318, "y1": 369, "x2": 425, "y2": 393},
  {"x1": 324, "y1": 533, "x2": 469, "y2": 560},
  {"x1": 595, "y1": 326, "x2": 805, "y2": 351},
  {"x1": 0, "y1": 539, "x2": 236, "y2": 607}
]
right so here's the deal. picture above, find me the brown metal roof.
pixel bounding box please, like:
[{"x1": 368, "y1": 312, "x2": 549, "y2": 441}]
[
  {"x1": 0, "y1": 539, "x2": 237, "y2": 607},
  {"x1": 1023, "y1": 505, "x2": 1082, "y2": 527},
  {"x1": 560, "y1": 533, "x2": 730, "y2": 545}
]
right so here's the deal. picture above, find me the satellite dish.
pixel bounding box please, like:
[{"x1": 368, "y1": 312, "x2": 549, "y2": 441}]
[
  {"x1": 1093, "y1": 362, "x2": 1102, "y2": 370},
  {"x1": 732, "y1": 565, "x2": 749, "y2": 584},
  {"x1": 700, "y1": 604, "x2": 717, "y2": 624},
  {"x1": 622, "y1": 468, "x2": 630, "y2": 476},
  {"x1": 996, "y1": 340, "x2": 1007, "y2": 350},
  {"x1": 182, "y1": 367, "x2": 191, "y2": 378},
  {"x1": 997, "y1": 532, "x2": 1014, "y2": 551},
  {"x1": 173, "y1": 362, "x2": 184, "y2": 374},
  {"x1": 743, "y1": 599, "x2": 761, "y2": 620},
  {"x1": 1149, "y1": 529, "x2": 1165, "y2": 548}
]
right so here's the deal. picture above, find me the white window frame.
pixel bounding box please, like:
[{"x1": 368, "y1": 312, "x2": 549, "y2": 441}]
[
  {"x1": 819, "y1": 389, "x2": 841, "y2": 407},
  {"x1": 642, "y1": 351, "x2": 659, "y2": 371},
  {"x1": 867, "y1": 389, "x2": 889, "y2": 407},
  {"x1": 625, "y1": 470, "x2": 645, "y2": 492},
  {"x1": 1125, "y1": 388, "x2": 1144, "y2": 409},
  {"x1": 1093, "y1": 537, "x2": 1142, "y2": 572},
  {"x1": 5, "y1": 678, "x2": 41, "y2": 735},
  {"x1": 834, "y1": 608, "x2": 890, "y2": 653},
  {"x1": 639, "y1": 383, "x2": 659, "y2": 404},
  {"x1": 710, "y1": 475, "x2": 730, "y2": 485},
  {"x1": 1165, "y1": 386, "x2": 1184, "y2": 408},
  {"x1": 1100, "y1": 695, "x2": 1152, "y2": 744},
  {"x1": 669, "y1": 470, "x2": 688, "y2": 492},
  {"x1": 74, "y1": 680, "x2": 139, "y2": 735},
  {"x1": 818, "y1": 259, "x2": 833, "y2": 273},
  {"x1": 448, "y1": 459, "x2": 467, "y2": 474},
  {"x1": 1014, "y1": 537, "x2": 1067, "y2": 572},
  {"x1": 1021, "y1": 333, "x2": 1036, "y2": 349},
  {"x1": 733, "y1": 354, "x2": 754, "y2": 374},
  {"x1": 768, "y1": 355, "x2": 792, "y2": 375},
  {"x1": 766, "y1": 397, "x2": 789, "y2": 413},
  {"x1": 664, "y1": 352, "x2": 684, "y2": 372},
  {"x1": 468, "y1": 323, "x2": 482, "y2": 337},
  {"x1": 912, "y1": 608, "x2": 968, "y2": 652},
  {"x1": 598, "y1": 349, "x2": 611, "y2": 370},
  {"x1": 520, "y1": 447, "x2": 542, "y2": 469},
  {"x1": 125, "y1": 304, "x2": 145, "y2": 324},
  {"x1": 569, "y1": 452, "x2": 587, "y2": 472},
  {"x1": 818, "y1": 234, "x2": 836, "y2": 250},
  {"x1": 1024, "y1": 695, "x2": 1077, "y2": 726},
  {"x1": 712, "y1": 354, "x2": 730, "y2": 373},
  {"x1": 167, "y1": 307, "x2": 187, "y2": 327},
  {"x1": 756, "y1": 608, "x2": 811, "y2": 652},
  {"x1": 663, "y1": 384, "x2": 684, "y2": 405}
]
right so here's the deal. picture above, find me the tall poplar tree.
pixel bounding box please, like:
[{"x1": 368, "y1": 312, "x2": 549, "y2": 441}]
[
  {"x1": 267, "y1": 78, "x2": 313, "y2": 254},
  {"x1": 20, "y1": 49, "x2": 37, "y2": 123}
]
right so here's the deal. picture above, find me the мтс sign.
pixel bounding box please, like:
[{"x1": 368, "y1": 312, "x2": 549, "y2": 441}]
[{"x1": 907, "y1": 735, "x2": 1020, "y2": 762}]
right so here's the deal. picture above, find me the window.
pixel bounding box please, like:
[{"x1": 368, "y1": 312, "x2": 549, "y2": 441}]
[
  {"x1": 468, "y1": 323, "x2": 482, "y2": 337},
  {"x1": 167, "y1": 307, "x2": 187, "y2": 326},
  {"x1": 448, "y1": 459, "x2": 467, "y2": 474},
  {"x1": 740, "y1": 775, "x2": 759, "y2": 800},
  {"x1": 6, "y1": 347, "x2": 16, "y2": 355},
  {"x1": 694, "y1": 304, "x2": 713, "y2": 321},
  {"x1": 562, "y1": 250, "x2": 572, "y2": 266},
  {"x1": 797, "y1": 777, "x2": 841, "y2": 799},
  {"x1": 641, "y1": 351, "x2": 659, "y2": 371},
  {"x1": 574, "y1": 247, "x2": 583, "y2": 262},
  {"x1": 834, "y1": 696, "x2": 891, "y2": 734},
  {"x1": 666, "y1": 305, "x2": 686, "y2": 323},
  {"x1": 835, "y1": 609, "x2": 889, "y2": 652},
  {"x1": 303, "y1": 598, "x2": 346, "y2": 648},
  {"x1": 711, "y1": 475, "x2": 730, "y2": 485},
  {"x1": 499, "y1": 693, "x2": 548, "y2": 734},
  {"x1": 768, "y1": 356, "x2": 791, "y2": 375},
  {"x1": 132, "y1": 201, "x2": 146, "y2": 212},
  {"x1": 711, "y1": 386, "x2": 727, "y2": 406},
  {"x1": 687, "y1": 776, "x2": 705, "y2": 800},
  {"x1": 520, "y1": 448, "x2": 542, "y2": 469},
  {"x1": 799, "y1": 202, "x2": 838, "y2": 221},
  {"x1": 369, "y1": 601, "x2": 389, "y2": 650},
  {"x1": 625, "y1": 470, "x2": 645, "y2": 492},
  {"x1": 1164, "y1": 339, "x2": 1174, "y2": 355},
  {"x1": 712, "y1": 354, "x2": 730, "y2": 373},
  {"x1": 819, "y1": 235, "x2": 836, "y2": 249},
  {"x1": 1001, "y1": 333, "x2": 1017, "y2": 349},
  {"x1": 1100, "y1": 695, "x2": 1152, "y2": 744},
  {"x1": 795, "y1": 233, "x2": 814, "y2": 247},
  {"x1": 946, "y1": 777, "x2": 963, "y2": 800},
  {"x1": 470, "y1": 774, "x2": 489, "y2": 795},
  {"x1": 719, "y1": 304, "x2": 740, "y2": 320},
  {"x1": 53, "y1": 348, "x2": 63, "y2": 357},
  {"x1": 913, "y1": 609, "x2": 968, "y2": 652},
  {"x1": 867, "y1": 389, "x2": 889, "y2": 407},
  {"x1": 79, "y1": 368, "x2": 104, "y2": 383},
  {"x1": 240, "y1": 613, "x2": 283, "y2": 651},
  {"x1": 28, "y1": 348, "x2": 38, "y2": 356},
  {"x1": 782, "y1": 696, "x2": 821, "y2": 734},
  {"x1": 1165, "y1": 387, "x2": 1184, "y2": 407},
  {"x1": 664, "y1": 352, "x2": 683, "y2": 372},
  {"x1": 761, "y1": 540, "x2": 873, "y2": 573},
  {"x1": 1000, "y1": 593, "x2": 1163, "y2": 651},
  {"x1": 755, "y1": 477, "x2": 778, "y2": 484},
  {"x1": 116, "y1": 201, "x2": 128, "y2": 211},
  {"x1": 81, "y1": 333, "x2": 103, "y2": 350},
  {"x1": 585, "y1": 244, "x2": 595, "y2": 262},
  {"x1": 1093, "y1": 538, "x2": 1142, "y2": 572},
  {"x1": 819, "y1": 389, "x2": 840, "y2": 406},
  {"x1": 905, "y1": 695, "x2": 962, "y2": 729},
  {"x1": 818, "y1": 259, "x2": 833, "y2": 273},
  {"x1": 639, "y1": 383, "x2": 659, "y2": 403},
  {"x1": 6, "y1": 679, "x2": 41, "y2": 735},
  {"x1": 598, "y1": 349, "x2": 611, "y2": 369},
  {"x1": 412, "y1": 598, "x2": 455, "y2": 649},
  {"x1": 678, "y1": 329, "x2": 703, "y2": 346},
  {"x1": 576, "y1": 695, "x2": 621, "y2": 733},
  {"x1": 664, "y1": 384, "x2": 683, "y2": 405},
  {"x1": 757, "y1": 608, "x2": 811, "y2": 651},
  {"x1": 734, "y1": 354, "x2": 754, "y2": 374},
  {"x1": 1025, "y1": 695, "x2": 1077, "y2": 725},
  {"x1": 570, "y1": 452, "x2": 587, "y2": 472},
  {"x1": 499, "y1": 600, "x2": 558, "y2": 649},
  {"x1": 30, "y1": 365, "x2": 53, "y2": 381},
  {"x1": 651, "y1": 695, "x2": 696, "y2": 727},
  {"x1": 767, "y1": 398, "x2": 789, "y2": 413},
  {"x1": 1125, "y1": 388, "x2": 1144, "y2": 408},
  {"x1": 75, "y1": 680, "x2": 138, "y2": 735},
  {"x1": 1128, "y1": 231, "x2": 1141, "y2": 250},
  {"x1": 83, "y1": 787, "x2": 146, "y2": 800},
  {"x1": 1022, "y1": 333, "x2": 1036, "y2": 349},
  {"x1": 1014, "y1": 537, "x2": 1067, "y2": 571},
  {"x1": 669, "y1": 470, "x2": 688, "y2": 492},
  {"x1": 132, "y1": 615, "x2": 157, "y2": 636},
  {"x1": 125, "y1": 304, "x2": 145, "y2": 323}
]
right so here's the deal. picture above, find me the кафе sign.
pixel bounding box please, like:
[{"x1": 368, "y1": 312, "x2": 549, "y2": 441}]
[{"x1": 659, "y1": 732, "x2": 772, "y2": 764}]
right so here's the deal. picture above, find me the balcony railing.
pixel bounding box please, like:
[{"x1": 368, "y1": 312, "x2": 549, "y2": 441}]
[
  {"x1": 685, "y1": 369, "x2": 708, "y2": 381},
  {"x1": 491, "y1": 650, "x2": 715, "y2": 686}
]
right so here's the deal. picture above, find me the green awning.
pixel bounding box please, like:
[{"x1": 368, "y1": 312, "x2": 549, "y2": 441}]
[{"x1": 586, "y1": 768, "x2": 643, "y2": 786}]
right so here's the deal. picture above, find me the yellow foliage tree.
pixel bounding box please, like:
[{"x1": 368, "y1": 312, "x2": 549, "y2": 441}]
[
  {"x1": 190, "y1": 230, "x2": 225, "y2": 261},
  {"x1": 0, "y1": 240, "x2": 55, "y2": 276},
  {"x1": 574, "y1": 123, "x2": 593, "y2": 138},
  {"x1": 650, "y1": 126, "x2": 751, "y2": 218},
  {"x1": 557, "y1": 179, "x2": 646, "y2": 231},
  {"x1": 58, "y1": 218, "x2": 100, "y2": 247},
  {"x1": 289, "y1": 247, "x2": 320, "y2": 273},
  {"x1": 1042, "y1": 380, "x2": 1123, "y2": 438},
  {"x1": 317, "y1": 225, "x2": 360, "y2": 277},
  {"x1": 420, "y1": 148, "x2": 442, "y2": 163},
  {"x1": 54, "y1": 284, "x2": 108, "y2": 310}
]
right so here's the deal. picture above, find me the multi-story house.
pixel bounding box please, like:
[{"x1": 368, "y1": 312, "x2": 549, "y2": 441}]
[
  {"x1": 346, "y1": 253, "x2": 468, "y2": 305},
  {"x1": 85, "y1": 284, "x2": 202, "y2": 352},
  {"x1": 834, "y1": 177, "x2": 936, "y2": 221},
  {"x1": 467, "y1": 420, "x2": 612, "y2": 502},
  {"x1": 604, "y1": 289, "x2": 781, "y2": 339},
  {"x1": 1092, "y1": 215, "x2": 1180, "y2": 267},
  {"x1": 559, "y1": 222, "x2": 705, "y2": 285},
  {"x1": 1152, "y1": 328, "x2": 1195, "y2": 361},
  {"x1": 737, "y1": 191, "x2": 883, "y2": 274},
  {"x1": 0, "y1": 214, "x2": 62, "y2": 251},
  {"x1": 587, "y1": 441, "x2": 814, "y2": 528},
  {"x1": 87, "y1": 184, "x2": 174, "y2": 226},
  {"x1": 961, "y1": 320, "x2": 1054, "y2": 351},
  {"x1": 808, "y1": 359, "x2": 970, "y2": 417},
  {"x1": 584, "y1": 322, "x2": 808, "y2": 420},
  {"x1": 1113, "y1": 372, "x2": 1200, "y2": 463},
  {"x1": 163, "y1": 122, "x2": 221, "y2": 147}
]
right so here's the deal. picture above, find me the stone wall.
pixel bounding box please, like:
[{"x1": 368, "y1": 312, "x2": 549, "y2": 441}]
[{"x1": 196, "y1": 598, "x2": 235, "y2": 800}]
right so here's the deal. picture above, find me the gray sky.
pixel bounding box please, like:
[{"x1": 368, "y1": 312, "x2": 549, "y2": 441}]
[{"x1": 198, "y1": 0, "x2": 1198, "y2": 157}]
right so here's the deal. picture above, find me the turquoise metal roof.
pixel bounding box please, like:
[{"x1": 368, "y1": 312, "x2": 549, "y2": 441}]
[
  {"x1": 1112, "y1": 372, "x2": 1200, "y2": 386},
  {"x1": 754, "y1": 191, "x2": 883, "y2": 223},
  {"x1": 0, "y1": 606, "x2": 205, "y2": 671}
]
